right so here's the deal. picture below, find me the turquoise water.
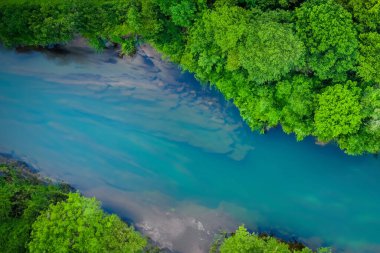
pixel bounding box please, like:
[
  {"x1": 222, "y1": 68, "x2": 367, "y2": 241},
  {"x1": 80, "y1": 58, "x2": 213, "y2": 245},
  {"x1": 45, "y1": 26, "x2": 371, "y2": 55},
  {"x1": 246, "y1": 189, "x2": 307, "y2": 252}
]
[{"x1": 0, "y1": 43, "x2": 379, "y2": 253}]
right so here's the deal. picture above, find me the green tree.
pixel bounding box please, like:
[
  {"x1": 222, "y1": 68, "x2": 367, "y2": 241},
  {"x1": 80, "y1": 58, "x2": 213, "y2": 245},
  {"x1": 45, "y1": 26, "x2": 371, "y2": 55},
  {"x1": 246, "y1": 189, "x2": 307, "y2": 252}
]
[
  {"x1": 168, "y1": 0, "x2": 197, "y2": 27},
  {"x1": 314, "y1": 81, "x2": 363, "y2": 141},
  {"x1": 358, "y1": 32, "x2": 380, "y2": 84},
  {"x1": 238, "y1": 19, "x2": 305, "y2": 84},
  {"x1": 0, "y1": 164, "x2": 69, "y2": 253},
  {"x1": 29, "y1": 193, "x2": 146, "y2": 253},
  {"x1": 338, "y1": 85, "x2": 380, "y2": 154},
  {"x1": 219, "y1": 225, "x2": 330, "y2": 253},
  {"x1": 182, "y1": 6, "x2": 304, "y2": 84},
  {"x1": 296, "y1": 0, "x2": 358, "y2": 81},
  {"x1": 276, "y1": 75, "x2": 317, "y2": 140},
  {"x1": 154, "y1": 0, "x2": 206, "y2": 27},
  {"x1": 239, "y1": 0, "x2": 300, "y2": 9},
  {"x1": 120, "y1": 37, "x2": 137, "y2": 56},
  {"x1": 0, "y1": 4, "x2": 37, "y2": 47},
  {"x1": 29, "y1": 2, "x2": 76, "y2": 46},
  {"x1": 347, "y1": 0, "x2": 380, "y2": 32},
  {"x1": 235, "y1": 84, "x2": 281, "y2": 131},
  {"x1": 181, "y1": 5, "x2": 251, "y2": 82},
  {"x1": 361, "y1": 86, "x2": 380, "y2": 135}
]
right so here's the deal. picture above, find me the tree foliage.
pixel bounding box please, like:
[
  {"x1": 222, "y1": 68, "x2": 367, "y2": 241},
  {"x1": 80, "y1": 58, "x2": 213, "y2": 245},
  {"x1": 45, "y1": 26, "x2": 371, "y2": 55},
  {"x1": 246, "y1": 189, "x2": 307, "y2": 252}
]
[
  {"x1": 338, "y1": 85, "x2": 380, "y2": 154},
  {"x1": 347, "y1": 0, "x2": 380, "y2": 32},
  {"x1": 296, "y1": 0, "x2": 358, "y2": 81},
  {"x1": 0, "y1": 163, "x2": 69, "y2": 253},
  {"x1": 358, "y1": 32, "x2": 380, "y2": 84},
  {"x1": 0, "y1": 163, "x2": 147, "y2": 253},
  {"x1": 0, "y1": 0, "x2": 379, "y2": 155},
  {"x1": 29, "y1": 193, "x2": 147, "y2": 253},
  {"x1": 238, "y1": 19, "x2": 305, "y2": 84},
  {"x1": 218, "y1": 225, "x2": 331, "y2": 253},
  {"x1": 181, "y1": 6, "x2": 304, "y2": 84},
  {"x1": 276, "y1": 75, "x2": 317, "y2": 140},
  {"x1": 314, "y1": 81, "x2": 363, "y2": 141}
]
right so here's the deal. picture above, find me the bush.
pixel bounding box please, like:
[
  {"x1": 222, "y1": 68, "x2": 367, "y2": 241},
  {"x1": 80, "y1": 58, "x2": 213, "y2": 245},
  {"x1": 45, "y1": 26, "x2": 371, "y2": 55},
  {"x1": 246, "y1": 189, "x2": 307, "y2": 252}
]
[
  {"x1": 218, "y1": 226, "x2": 331, "y2": 253},
  {"x1": 29, "y1": 193, "x2": 147, "y2": 253}
]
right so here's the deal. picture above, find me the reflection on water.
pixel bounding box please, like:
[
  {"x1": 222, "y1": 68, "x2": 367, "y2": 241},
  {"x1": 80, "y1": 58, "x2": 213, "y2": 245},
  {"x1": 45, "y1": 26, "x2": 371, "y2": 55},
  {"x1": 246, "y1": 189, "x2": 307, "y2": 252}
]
[{"x1": 0, "y1": 40, "x2": 380, "y2": 253}]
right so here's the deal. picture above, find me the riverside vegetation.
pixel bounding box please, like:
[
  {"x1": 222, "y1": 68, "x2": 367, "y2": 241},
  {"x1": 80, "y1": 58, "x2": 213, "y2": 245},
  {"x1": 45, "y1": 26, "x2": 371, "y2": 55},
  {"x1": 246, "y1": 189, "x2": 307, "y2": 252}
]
[
  {"x1": 0, "y1": 0, "x2": 379, "y2": 155},
  {"x1": 0, "y1": 162, "x2": 331, "y2": 253},
  {"x1": 0, "y1": 162, "x2": 147, "y2": 253}
]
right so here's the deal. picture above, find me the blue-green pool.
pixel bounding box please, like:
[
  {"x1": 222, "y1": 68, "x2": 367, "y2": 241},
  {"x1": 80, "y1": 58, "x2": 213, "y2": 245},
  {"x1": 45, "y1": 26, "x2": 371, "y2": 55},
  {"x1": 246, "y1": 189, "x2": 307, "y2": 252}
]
[{"x1": 0, "y1": 42, "x2": 379, "y2": 253}]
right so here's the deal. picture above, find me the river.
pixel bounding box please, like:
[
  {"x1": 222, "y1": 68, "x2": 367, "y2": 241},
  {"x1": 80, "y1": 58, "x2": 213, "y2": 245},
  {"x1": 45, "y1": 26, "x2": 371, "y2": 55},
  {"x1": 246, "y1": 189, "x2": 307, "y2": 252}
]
[{"x1": 0, "y1": 40, "x2": 379, "y2": 253}]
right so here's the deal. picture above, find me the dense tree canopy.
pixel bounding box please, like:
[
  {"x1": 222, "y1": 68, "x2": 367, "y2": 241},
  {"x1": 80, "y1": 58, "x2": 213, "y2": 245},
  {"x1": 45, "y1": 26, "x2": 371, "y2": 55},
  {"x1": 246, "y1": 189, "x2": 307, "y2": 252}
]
[
  {"x1": 0, "y1": 163, "x2": 69, "y2": 253},
  {"x1": 314, "y1": 81, "x2": 363, "y2": 141},
  {"x1": 181, "y1": 6, "x2": 304, "y2": 84},
  {"x1": 276, "y1": 75, "x2": 317, "y2": 140},
  {"x1": 347, "y1": 0, "x2": 380, "y2": 32},
  {"x1": 0, "y1": 0, "x2": 379, "y2": 155},
  {"x1": 238, "y1": 19, "x2": 305, "y2": 84},
  {"x1": 337, "y1": 85, "x2": 380, "y2": 154},
  {"x1": 358, "y1": 32, "x2": 380, "y2": 84},
  {"x1": 0, "y1": 163, "x2": 148, "y2": 253},
  {"x1": 217, "y1": 226, "x2": 331, "y2": 253},
  {"x1": 296, "y1": 0, "x2": 358, "y2": 81},
  {"x1": 29, "y1": 193, "x2": 146, "y2": 253}
]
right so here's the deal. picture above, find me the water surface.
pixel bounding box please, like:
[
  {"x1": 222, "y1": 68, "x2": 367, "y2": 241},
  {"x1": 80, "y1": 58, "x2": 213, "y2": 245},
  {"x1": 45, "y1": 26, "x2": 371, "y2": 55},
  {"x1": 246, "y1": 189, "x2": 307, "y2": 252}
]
[{"x1": 0, "y1": 41, "x2": 379, "y2": 253}]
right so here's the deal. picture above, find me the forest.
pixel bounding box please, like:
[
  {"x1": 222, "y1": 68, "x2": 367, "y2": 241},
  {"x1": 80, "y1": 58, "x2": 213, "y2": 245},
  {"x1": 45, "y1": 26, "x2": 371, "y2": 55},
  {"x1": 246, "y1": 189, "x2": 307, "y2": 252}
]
[{"x1": 0, "y1": 0, "x2": 379, "y2": 155}]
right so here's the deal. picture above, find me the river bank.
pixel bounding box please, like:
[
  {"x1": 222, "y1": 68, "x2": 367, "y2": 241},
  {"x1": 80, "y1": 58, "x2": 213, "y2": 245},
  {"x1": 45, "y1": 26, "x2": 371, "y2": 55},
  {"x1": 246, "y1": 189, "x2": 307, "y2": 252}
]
[
  {"x1": 0, "y1": 155, "x2": 151, "y2": 252},
  {"x1": 2, "y1": 0, "x2": 379, "y2": 156},
  {"x1": 0, "y1": 153, "x2": 330, "y2": 253}
]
